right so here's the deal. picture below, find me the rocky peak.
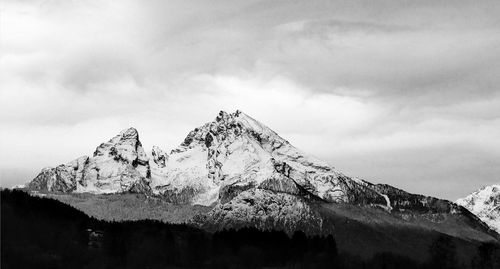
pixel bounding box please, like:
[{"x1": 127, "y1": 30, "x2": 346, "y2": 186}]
[
  {"x1": 151, "y1": 146, "x2": 168, "y2": 168},
  {"x1": 178, "y1": 110, "x2": 287, "y2": 152},
  {"x1": 25, "y1": 112, "x2": 500, "y2": 240},
  {"x1": 179, "y1": 110, "x2": 244, "y2": 149},
  {"x1": 28, "y1": 127, "x2": 152, "y2": 194},
  {"x1": 94, "y1": 127, "x2": 149, "y2": 166},
  {"x1": 215, "y1": 110, "x2": 231, "y2": 122},
  {"x1": 457, "y1": 184, "x2": 500, "y2": 232}
]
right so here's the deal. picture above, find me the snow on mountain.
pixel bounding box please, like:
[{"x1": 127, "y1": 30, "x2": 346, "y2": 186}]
[
  {"x1": 27, "y1": 110, "x2": 482, "y2": 234},
  {"x1": 194, "y1": 188, "x2": 326, "y2": 234},
  {"x1": 148, "y1": 110, "x2": 386, "y2": 207},
  {"x1": 456, "y1": 184, "x2": 500, "y2": 232},
  {"x1": 151, "y1": 146, "x2": 168, "y2": 168},
  {"x1": 27, "y1": 128, "x2": 151, "y2": 194}
]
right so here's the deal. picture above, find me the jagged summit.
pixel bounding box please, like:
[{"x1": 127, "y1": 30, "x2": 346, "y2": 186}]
[
  {"x1": 146, "y1": 109, "x2": 386, "y2": 208},
  {"x1": 151, "y1": 145, "x2": 168, "y2": 168},
  {"x1": 28, "y1": 127, "x2": 151, "y2": 194},
  {"x1": 27, "y1": 111, "x2": 385, "y2": 206},
  {"x1": 22, "y1": 111, "x2": 432, "y2": 207},
  {"x1": 178, "y1": 110, "x2": 285, "y2": 151},
  {"x1": 25, "y1": 111, "x2": 495, "y2": 237},
  {"x1": 457, "y1": 184, "x2": 500, "y2": 232},
  {"x1": 93, "y1": 127, "x2": 149, "y2": 165}
]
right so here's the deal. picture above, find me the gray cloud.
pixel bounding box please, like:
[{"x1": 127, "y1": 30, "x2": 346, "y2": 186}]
[{"x1": 1, "y1": 0, "x2": 499, "y2": 199}]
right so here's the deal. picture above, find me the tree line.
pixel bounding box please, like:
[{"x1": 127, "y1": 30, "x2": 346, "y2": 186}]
[{"x1": 1, "y1": 189, "x2": 498, "y2": 269}]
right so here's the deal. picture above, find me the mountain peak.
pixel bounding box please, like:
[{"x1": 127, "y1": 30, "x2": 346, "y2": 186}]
[
  {"x1": 457, "y1": 184, "x2": 500, "y2": 232},
  {"x1": 28, "y1": 127, "x2": 151, "y2": 194},
  {"x1": 151, "y1": 145, "x2": 168, "y2": 168},
  {"x1": 215, "y1": 110, "x2": 231, "y2": 121},
  {"x1": 119, "y1": 127, "x2": 139, "y2": 137},
  {"x1": 180, "y1": 110, "x2": 284, "y2": 149},
  {"x1": 93, "y1": 127, "x2": 148, "y2": 164},
  {"x1": 152, "y1": 110, "x2": 385, "y2": 207},
  {"x1": 25, "y1": 111, "x2": 499, "y2": 240},
  {"x1": 27, "y1": 112, "x2": 357, "y2": 205}
]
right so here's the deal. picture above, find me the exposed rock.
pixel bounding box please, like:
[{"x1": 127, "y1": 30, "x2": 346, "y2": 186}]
[
  {"x1": 372, "y1": 183, "x2": 457, "y2": 214},
  {"x1": 129, "y1": 178, "x2": 153, "y2": 195},
  {"x1": 28, "y1": 166, "x2": 76, "y2": 192},
  {"x1": 194, "y1": 189, "x2": 326, "y2": 235},
  {"x1": 25, "y1": 111, "x2": 497, "y2": 239},
  {"x1": 457, "y1": 184, "x2": 500, "y2": 232},
  {"x1": 28, "y1": 127, "x2": 151, "y2": 194},
  {"x1": 258, "y1": 174, "x2": 300, "y2": 195},
  {"x1": 158, "y1": 186, "x2": 199, "y2": 204},
  {"x1": 149, "y1": 110, "x2": 391, "y2": 209},
  {"x1": 68, "y1": 156, "x2": 90, "y2": 186},
  {"x1": 219, "y1": 182, "x2": 255, "y2": 204},
  {"x1": 94, "y1": 127, "x2": 149, "y2": 166},
  {"x1": 151, "y1": 146, "x2": 168, "y2": 168}
]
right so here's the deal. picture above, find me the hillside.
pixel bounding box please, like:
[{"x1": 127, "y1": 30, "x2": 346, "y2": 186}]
[
  {"x1": 3, "y1": 189, "x2": 500, "y2": 269},
  {"x1": 457, "y1": 184, "x2": 500, "y2": 233}
]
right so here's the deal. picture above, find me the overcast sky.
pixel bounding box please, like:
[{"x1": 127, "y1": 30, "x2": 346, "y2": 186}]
[{"x1": 1, "y1": 0, "x2": 499, "y2": 200}]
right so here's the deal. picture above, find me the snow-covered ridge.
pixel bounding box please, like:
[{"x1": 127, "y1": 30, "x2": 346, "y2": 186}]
[
  {"x1": 147, "y1": 110, "x2": 389, "y2": 206},
  {"x1": 27, "y1": 127, "x2": 151, "y2": 194},
  {"x1": 26, "y1": 110, "x2": 467, "y2": 232},
  {"x1": 457, "y1": 184, "x2": 500, "y2": 233},
  {"x1": 27, "y1": 110, "x2": 385, "y2": 205}
]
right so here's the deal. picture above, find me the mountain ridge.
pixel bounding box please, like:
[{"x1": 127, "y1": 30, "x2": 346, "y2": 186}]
[
  {"x1": 457, "y1": 184, "x2": 500, "y2": 233},
  {"x1": 25, "y1": 110, "x2": 499, "y2": 240}
]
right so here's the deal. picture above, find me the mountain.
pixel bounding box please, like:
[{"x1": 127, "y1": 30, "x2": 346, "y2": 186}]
[
  {"x1": 28, "y1": 127, "x2": 151, "y2": 194},
  {"x1": 457, "y1": 184, "x2": 500, "y2": 233},
  {"x1": 15, "y1": 188, "x2": 500, "y2": 269},
  {"x1": 25, "y1": 110, "x2": 498, "y2": 249}
]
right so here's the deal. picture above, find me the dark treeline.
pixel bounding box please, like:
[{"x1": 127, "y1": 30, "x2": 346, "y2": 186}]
[{"x1": 1, "y1": 189, "x2": 499, "y2": 269}]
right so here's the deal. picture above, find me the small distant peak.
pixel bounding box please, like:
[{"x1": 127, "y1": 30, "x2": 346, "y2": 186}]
[
  {"x1": 151, "y1": 145, "x2": 168, "y2": 167},
  {"x1": 11, "y1": 184, "x2": 26, "y2": 189},
  {"x1": 213, "y1": 110, "x2": 247, "y2": 121},
  {"x1": 152, "y1": 145, "x2": 168, "y2": 157},
  {"x1": 93, "y1": 127, "x2": 143, "y2": 157},
  {"x1": 215, "y1": 110, "x2": 231, "y2": 122},
  {"x1": 115, "y1": 127, "x2": 141, "y2": 143},
  {"x1": 119, "y1": 127, "x2": 139, "y2": 137}
]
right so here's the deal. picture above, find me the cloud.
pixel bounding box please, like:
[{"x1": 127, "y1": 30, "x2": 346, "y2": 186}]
[{"x1": 1, "y1": 0, "x2": 499, "y2": 199}]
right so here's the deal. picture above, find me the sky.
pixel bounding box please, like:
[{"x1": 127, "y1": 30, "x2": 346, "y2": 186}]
[{"x1": 1, "y1": 0, "x2": 499, "y2": 200}]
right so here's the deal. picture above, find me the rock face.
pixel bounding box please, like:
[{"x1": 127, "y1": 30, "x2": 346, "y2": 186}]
[
  {"x1": 457, "y1": 184, "x2": 500, "y2": 233},
  {"x1": 28, "y1": 128, "x2": 151, "y2": 194},
  {"x1": 195, "y1": 189, "x2": 325, "y2": 234},
  {"x1": 26, "y1": 110, "x2": 497, "y2": 236},
  {"x1": 28, "y1": 166, "x2": 78, "y2": 192},
  {"x1": 151, "y1": 146, "x2": 168, "y2": 168},
  {"x1": 148, "y1": 111, "x2": 391, "y2": 207}
]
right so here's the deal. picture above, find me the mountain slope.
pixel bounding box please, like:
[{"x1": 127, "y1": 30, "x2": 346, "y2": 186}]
[
  {"x1": 457, "y1": 184, "x2": 500, "y2": 233},
  {"x1": 148, "y1": 110, "x2": 388, "y2": 207},
  {"x1": 25, "y1": 110, "x2": 498, "y2": 242},
  {"x1": 28, "y1": 128, "x2": 151, "y2": 194},
  {"x1": 7, "y1": 189, "x2": 500, "y2": 268}
]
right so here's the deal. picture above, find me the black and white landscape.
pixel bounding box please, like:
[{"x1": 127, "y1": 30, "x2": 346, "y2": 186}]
[
  {"x1": 2, "y1": 110, "x2": 498, "y2": 268},
  {"x1": 1, "y1": 0, "x2": 500, "y2": 268}
]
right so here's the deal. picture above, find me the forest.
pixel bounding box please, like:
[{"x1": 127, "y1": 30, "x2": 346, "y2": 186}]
[{"x1": 1, "y1": 189, "x2": 499, "y2": 269}]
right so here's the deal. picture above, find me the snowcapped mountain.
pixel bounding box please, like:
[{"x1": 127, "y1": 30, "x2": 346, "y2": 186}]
[
  {"x1": 26, "y1": 110, "x2": 497, "y2": 238},
  {"x1": 28, "y1": 127, "x2": 151, "y2": 194},
  {"x1": 457, "y1": 184, "x2": 500, "y2": 232},
  {"x1": 149, "y1": 110, "x2": 389, "y2": 208}
]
